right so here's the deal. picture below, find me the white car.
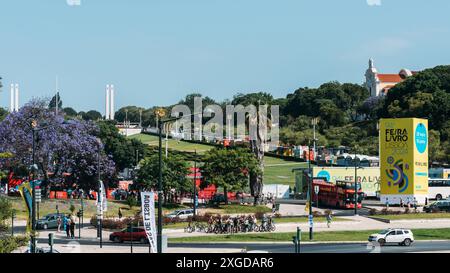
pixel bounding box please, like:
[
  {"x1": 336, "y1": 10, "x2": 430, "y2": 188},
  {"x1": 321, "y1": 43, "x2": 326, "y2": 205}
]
[
  {"x1": 368, "y1": 228, "x2": 414, "y2": 246},
  {"x1": 165, "y1": 209, "x2": 194, "y2": 219}
]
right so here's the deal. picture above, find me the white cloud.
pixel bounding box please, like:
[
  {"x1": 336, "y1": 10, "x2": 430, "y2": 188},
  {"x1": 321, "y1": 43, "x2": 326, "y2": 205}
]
[
  {"x1": 367, "y1": 0, "x2": 382, "y2": 6},
  {"x1": 67, "y1": 0, "x2": 81, "y2": 6}
]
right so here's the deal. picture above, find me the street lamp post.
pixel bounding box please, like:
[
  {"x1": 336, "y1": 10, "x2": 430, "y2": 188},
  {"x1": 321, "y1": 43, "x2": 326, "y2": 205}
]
[
  {"x1": 96, "y1": 139, "x2": 103, "y2": 248},
  {"x1": 154, "y1": 109, "x2": 202, "y2": 253},
  {"x1": 157, "y1": 114, "x2": 163, "y2": 253},
  {"x1": 31, "y1": 123, "x2": 38, "y2": 253},
  {"x1": 308, "y1": 143, "x2": 313, "y2": 240},
  {"x1": 193, "y1": 150, "x2": 197, "y2": 217}
]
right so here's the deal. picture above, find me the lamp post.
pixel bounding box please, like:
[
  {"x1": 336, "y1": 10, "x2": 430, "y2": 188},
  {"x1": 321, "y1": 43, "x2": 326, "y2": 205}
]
[
  {"x1": 193, "y1": 149, "x2": 197, "y2": 217},
  {"x1": 96, "y1": 138, "x2": 103, "y2": 248},
  {"x1": 154, "y1": 109, "x2": 202, "y2": 253},
  {"x1": 308, "y1": 143, "x2": 313, "y2": 240},
  {"x1": 31, "y1": 124, "x2": 37, "y2": 253},
  {"x1": 353, "y1": 147, "x2": 362, "y2": 216}
]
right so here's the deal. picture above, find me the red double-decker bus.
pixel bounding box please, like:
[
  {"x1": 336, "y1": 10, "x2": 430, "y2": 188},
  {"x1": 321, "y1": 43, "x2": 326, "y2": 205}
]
[{"x1": 312, "y1": 180, "x2": 364, "y2": 209}]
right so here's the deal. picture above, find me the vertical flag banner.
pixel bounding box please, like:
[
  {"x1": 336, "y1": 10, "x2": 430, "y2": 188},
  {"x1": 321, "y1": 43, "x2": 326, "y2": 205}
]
[
  {"x1": 97, "y1": 180, "x2": 108, "y2": 217},
  {"x1": 141, "y1": 191, "x2": 157, "y2": 253},
  {"x1": 18, "y1": 181, "x2": 33, "y2": 233}
]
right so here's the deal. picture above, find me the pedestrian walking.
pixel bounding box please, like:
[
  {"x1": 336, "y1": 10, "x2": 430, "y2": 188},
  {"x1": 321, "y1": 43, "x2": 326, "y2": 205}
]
[
  {"x1": 326, "y1": 212, "x2": 333, "y2": 228},
  {"x1": 118, "y1": 208, "x2": 123, "y2": 219},
  {"x1": 70, "y1": 215, "x2": 76, "y2": 239},
  {"x1": 57, "y1": 216, "x2": 62, "y2": 233},
  {"x1": 65, "y1": 216, "x2": 71, "y2": 238},
  {"x1": 385, "y1": 198, "x2": 390, "y2": 209},
  {"x1": 400, "y1": 198, "x2": 404, "y2": 208},
  {"x1": 413, "y1": 197, "x2": 418, "y2": 210}
]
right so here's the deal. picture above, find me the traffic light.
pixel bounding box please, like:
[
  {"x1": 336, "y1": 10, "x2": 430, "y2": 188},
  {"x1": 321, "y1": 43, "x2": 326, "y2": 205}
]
[{"x1": 77, "y1": 209, "x2": 83, "y2": 218}]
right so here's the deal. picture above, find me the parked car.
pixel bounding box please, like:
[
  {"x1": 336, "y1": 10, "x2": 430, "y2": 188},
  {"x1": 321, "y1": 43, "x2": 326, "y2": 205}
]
[
  {"x1": 165, "y1": 209, "x2": 194, "y2": 219},
  {"x1": 109, "y1": 227, "x2": 148, "y2": 244},
  {"x1": 423, "y1": 200, "x2": 450, "y2": 213},
  {"x1": 36, "y1": 213, "x2": 66, "y2": 230},
  {"x1": 368, "y1": 228, "x2": 414, "y2": 246}
]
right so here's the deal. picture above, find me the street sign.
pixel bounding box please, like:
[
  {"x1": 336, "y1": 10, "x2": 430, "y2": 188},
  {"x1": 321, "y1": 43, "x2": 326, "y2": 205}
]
[
  {"x1": 308, "y1": 215, "x2": 313, "y2": 228},
  {"x1": 314, "y1": 186, "x2": 320, "y2": 194}
]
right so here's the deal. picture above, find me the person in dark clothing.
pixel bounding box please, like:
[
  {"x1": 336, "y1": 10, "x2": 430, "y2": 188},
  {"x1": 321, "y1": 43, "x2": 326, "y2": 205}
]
[
  {"x1": 70, "y1": 215, "x2": 76, "y2": 239},
  {"x1": 65, "y1": 216, "x2": 71, "y2": 238}
]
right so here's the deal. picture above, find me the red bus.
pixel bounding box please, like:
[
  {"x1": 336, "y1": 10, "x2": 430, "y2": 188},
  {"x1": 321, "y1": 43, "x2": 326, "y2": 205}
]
[{"x1": 312, "y1": 180, "x2": 364, "y2": 209}]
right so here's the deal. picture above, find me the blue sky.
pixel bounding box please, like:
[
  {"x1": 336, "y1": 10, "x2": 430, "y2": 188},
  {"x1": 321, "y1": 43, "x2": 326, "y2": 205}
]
[{"x1": 1, "y1": 0, "x2": 450, "y2": 112}]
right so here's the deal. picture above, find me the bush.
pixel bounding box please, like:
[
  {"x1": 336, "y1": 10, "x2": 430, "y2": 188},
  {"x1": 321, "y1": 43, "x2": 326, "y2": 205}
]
[
  {"x1": 0, "y1": 236, "x2": 28, "y2": 253},
  {"x1": 381, "y1": 208, "x2": 390, "y2": 215},
  {"x1": 126, "y1": 196, "x2": 138, "y2": 209},
  {"x1": 90, "y1": 215, "x2": 141, "y2": 230}
]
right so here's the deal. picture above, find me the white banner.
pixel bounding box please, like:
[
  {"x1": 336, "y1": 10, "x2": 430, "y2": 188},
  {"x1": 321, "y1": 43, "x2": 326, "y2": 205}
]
[
  {"x1": 141, "y1": 191, "x2": 157, "y2": 253},
  {"x1": 97, "y1": 180, "x2": 108, "y2": 219}
]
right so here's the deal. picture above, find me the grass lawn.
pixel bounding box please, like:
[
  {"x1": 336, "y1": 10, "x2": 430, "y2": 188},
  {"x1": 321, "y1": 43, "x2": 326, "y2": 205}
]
[
  {"x1": 129, "y1": 134, "x2": 212, "y2": 154},
  {"x1": 7, "y1": 197, "x2": 188, "y2": 220},
  {"x1": 201, "y1": 204, "x2": 272, "y2": 215},
  {"x1": 169, "y1": 228, "x2": 450, "y2": 243},
  {"x1": 374, "y1": 213, "x2": 450, "y2": 221},
  {"x1": 130, "y1": 133, "x2": 311, "y2": 186}
]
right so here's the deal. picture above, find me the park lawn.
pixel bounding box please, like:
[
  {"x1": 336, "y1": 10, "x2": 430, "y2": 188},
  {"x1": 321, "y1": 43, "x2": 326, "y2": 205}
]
[
  {"x1": 202, "y1": 204, "x2": 272, "y2": 215},
  {"x1": 129, "y1": 134, "x2": 212, "y2": 154},
  {"x1": 130, "y1": 134, "x2": 310, "y2": 186},
  {"x1": 374, "y1": 213, "x2": 450, "y2": 221},
  {"x1": 169, "y1": 228, "x2": 450, "y2": 243},
  {"x1": 7, "y1": 197, "x2": 188, "y2": 220}
]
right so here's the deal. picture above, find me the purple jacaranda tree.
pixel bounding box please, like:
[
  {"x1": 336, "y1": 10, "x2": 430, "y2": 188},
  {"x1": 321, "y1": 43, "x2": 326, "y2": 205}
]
[{"x1": 0, "y1": 99, "x2": 116, "y2": 191}]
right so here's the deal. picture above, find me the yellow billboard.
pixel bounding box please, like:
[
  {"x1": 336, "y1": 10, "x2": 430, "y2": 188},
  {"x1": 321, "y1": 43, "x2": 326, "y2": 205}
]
[
  {"x1": 380, "y1": 118, "x2": 428, "y2": 204},
  {"x1": 313, "y1": 167, "x2": 380, "y2": 197}
]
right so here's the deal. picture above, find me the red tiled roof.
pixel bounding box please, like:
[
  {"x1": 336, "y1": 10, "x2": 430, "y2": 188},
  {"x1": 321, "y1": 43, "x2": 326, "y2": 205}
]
[{"x1": 377, "y1": 74, "x2": 403, "y2": 83}]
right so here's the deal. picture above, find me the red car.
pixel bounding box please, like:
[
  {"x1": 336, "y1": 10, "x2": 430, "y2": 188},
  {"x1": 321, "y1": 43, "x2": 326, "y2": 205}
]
[{"x1": 109, "y1": 227, "x2": 149, "y2": 244}]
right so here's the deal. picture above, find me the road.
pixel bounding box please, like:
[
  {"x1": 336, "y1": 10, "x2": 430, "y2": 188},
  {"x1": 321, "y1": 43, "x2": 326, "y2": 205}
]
[{"x1": 169, "y1": 241, "x2": 450, "y2": 253}]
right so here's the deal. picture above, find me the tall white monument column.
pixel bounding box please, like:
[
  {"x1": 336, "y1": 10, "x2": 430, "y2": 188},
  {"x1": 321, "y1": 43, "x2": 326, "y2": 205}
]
[
  {"x1": 105, "y1": 85, "x2": 110, "y2": 120},
  {"x1": 10, "y1": 83, "x2": 19, "y2": 112},
  {"x1": 15, "y1": 84, "x2": 19, "y2": 112},
  {"x1": 10, "y1": 84, "x2": 14, "y2": 112},
  {"x1": 109, "y1": 84, "x2": 115, "y2": 120}
]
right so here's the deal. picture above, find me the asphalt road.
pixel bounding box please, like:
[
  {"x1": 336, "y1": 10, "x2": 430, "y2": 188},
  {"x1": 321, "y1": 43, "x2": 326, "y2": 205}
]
[{"x1": 168, "y1": 241, "x2": 450, "y2": 253}]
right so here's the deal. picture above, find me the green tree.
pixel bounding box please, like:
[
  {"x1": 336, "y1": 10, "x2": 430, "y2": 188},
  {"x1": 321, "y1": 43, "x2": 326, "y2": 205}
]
[
  {"x1": 83, "y1": 110, "x2": 102, "y2": 121},
  {"x1": 134, "y1": 154, "x2": 190, "y2": 204},
  {"x1": 202, "y1": 147, "x2": 261, "y2": 204},
  {"x1": 97, "y1": 121, "x2": 147, "y2": 171},
  {"x1": 63, "y1": 107, "x2": 78, "y2": 117},
  {"x1": 48, "y1": 92, "x2": 62, "y2": 111}
]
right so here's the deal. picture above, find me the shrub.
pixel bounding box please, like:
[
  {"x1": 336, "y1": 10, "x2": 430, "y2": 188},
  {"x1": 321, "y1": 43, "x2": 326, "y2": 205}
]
[
  {"x1": 381, "y1": 208, "x2": 389, "y2": 215},
  {"x1": 126, "y1": 196, "x2": 138, "y2": 209},
  {"x1": 0, "y1": 235, "x2": 28, "y2": 253},
  {"x1": 404, "y1": 207, "x2": 410, "y2": 214},
  {"x1": 90, "y1": 215, "x2": 141, "y2": 230}
]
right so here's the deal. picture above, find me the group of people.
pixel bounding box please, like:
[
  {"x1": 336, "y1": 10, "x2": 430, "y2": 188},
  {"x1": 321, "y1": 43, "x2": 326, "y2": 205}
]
[
  {"x1": 205, "y1": 214, "x2": 275, "y2": 234},
  {"x1": 56, "y1": 214, "x2": 76, "y2": 239}
]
